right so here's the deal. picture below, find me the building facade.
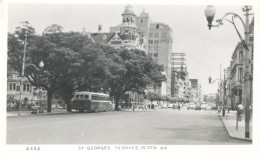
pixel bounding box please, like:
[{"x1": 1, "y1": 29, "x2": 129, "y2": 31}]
[
  {"x1": 147, "y1": 23, "x2": 173, "y2": 96},
  {"x1": 106, "y1": 5, "x2": 173, "y2": 97},
  {"x1": 91, "y1": 5, "x2": 146, "y2": 51},
  {"x1": 7, "y1": 67, "x2": 46, "y2": 109},
  {"x1": 228, "y1": 18, "x2": 254, "y2": 110}
]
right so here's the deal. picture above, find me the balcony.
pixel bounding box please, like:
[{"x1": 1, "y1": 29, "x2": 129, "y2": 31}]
[
  {"x1": 231, "y1": 60, "x2": 243, "y2": 74},
  {"x1": 231, "y1": 80, "x2": 243, "y2": 90}
]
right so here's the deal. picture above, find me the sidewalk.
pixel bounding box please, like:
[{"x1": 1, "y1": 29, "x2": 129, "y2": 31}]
[
  {"x1": 218, "y1": 110, "x2": 252, "y2": 142},
  {"x1": 7, "y1": 108, "x2": 69, "y2": 117}
]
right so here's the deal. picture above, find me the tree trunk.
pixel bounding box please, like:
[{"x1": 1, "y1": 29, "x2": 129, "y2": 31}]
[
  {"x1": 66, "y1": 94, "x2": 73, "y2": 112},
  {"x1": 47, "y1": 90, "x2": 53, "y2": 112},
  {"x1": 114, "y1": 96, "x2": 120, "y2": 111}
]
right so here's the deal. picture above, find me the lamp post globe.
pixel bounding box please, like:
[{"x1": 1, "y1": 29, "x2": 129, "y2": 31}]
[
  {"x1": 39, "y1": 61, "x2": 44, "y2": 68},
  {"x1": 205, "y1": 5, "x2": 216, "y2": 30}
]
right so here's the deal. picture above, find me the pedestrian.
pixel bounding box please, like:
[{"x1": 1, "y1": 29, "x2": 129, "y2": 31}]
[
  {"x1": 237, "y1": 104, "x2": 243, "y2": 121},
  {"x1": 217, "y1": 105, "x2": 221, "y2": 114},
  {"x1": 151, "y1": 104, "x2": 154, "y2": 110}
]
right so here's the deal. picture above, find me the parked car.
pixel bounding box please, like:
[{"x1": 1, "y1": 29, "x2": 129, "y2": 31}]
[
  {"x1": 168, "y1": 103, "x2": 174, "y2": 108},
  {"x1": 201, "y1": 104, "x2": 207, "y2": 110},
  {"x1": 195, "y1": 104, "x2": 201, "y2": 110},
  {"x1": 187, "y1": 104, "x2": 196, "y2": 110},
  {"x1": 211, "y1": 106, "x2": 217, "y2": 110},
  {"x1": 206, "y1": 105, "x2": 211, "y2": 110},
  {"x1": 173, "y1": 103, "x2": 178, "y2": 109}
]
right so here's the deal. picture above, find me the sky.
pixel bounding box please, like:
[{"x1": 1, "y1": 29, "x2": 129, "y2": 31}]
[{"x1": 7, "y1": 3, "x2": 254, "y2": 96}]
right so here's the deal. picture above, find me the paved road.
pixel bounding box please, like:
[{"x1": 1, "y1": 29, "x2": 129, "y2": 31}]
[{"x1": 6, "y1": 109, "x2": 250, "y2": 144}]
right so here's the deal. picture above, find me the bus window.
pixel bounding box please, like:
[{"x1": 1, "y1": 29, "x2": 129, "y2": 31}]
[
  {"x1": 85, "y1": 95, "x2": 89, "y2": 100},
  {"x1": 80, "y1": 95, "x2": 84, "y2": 100},
  {"x1": 91, "y1": 95, "x2": 98, "y2": 100},
  {"x1": 75, "y1": 95, "x2": 79, "y2": 99}
]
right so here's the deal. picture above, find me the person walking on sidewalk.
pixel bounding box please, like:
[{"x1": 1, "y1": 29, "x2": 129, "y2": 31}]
[{"x1": 237, "y1": 104, "x2": 244, "y2": 122}]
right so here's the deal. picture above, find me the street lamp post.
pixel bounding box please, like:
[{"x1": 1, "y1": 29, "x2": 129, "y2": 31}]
[
  {"x1": 205, "y1": 6, "x2": 253, "y2": 138},
  {"x1": 18, "y1": 21, "x2": 44, "y2": 116}
]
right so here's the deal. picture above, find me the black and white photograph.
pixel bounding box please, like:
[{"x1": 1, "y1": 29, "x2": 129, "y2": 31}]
[{"x1": 1, "y1": 0, "x2": 260, "y2": 156}]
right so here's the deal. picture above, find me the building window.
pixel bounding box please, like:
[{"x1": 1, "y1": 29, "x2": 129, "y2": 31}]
[
  {"x1": 27, "y1": 84, "x2": 30, "y2": 91},
  {"x1": 16, "y1": 86, "x2": 20, "y2": 91},
  {"x1": 13, "y1": 83, "x2": 16, "y2": 90},
  {"x1": 141, "y1": 19, "x2": 143, "y2": 23},
  {"x1": 148, "y1": 53, "x2": 153, "y2": 56},
  {"x1": 9, "y1": 83, "x2": 12, "y2": 91},
  {"x1": 154, "y1": 53, "x2": 158, "y2": 57},
  {"x1": 239, "y1": 51, "x2": 243, "y2": 62},
  {"x1": 156, "y1": 24, "x2": 159, "y2": 29},
  {"x1": 154, "y1": 40, "x2": 159, "y2": 44},
  {"x1": 155, "y1": 33, "x2": 159, "y2": 38},
  {"x1": 149, "y1": 40, "x2": 153, "y2": 44},
  {"x1": 23, "y1": 84, "x2": 26, "y2": 91},
  {"x1": 238, "y1": 68, "x2": 243, "y2": 82}
]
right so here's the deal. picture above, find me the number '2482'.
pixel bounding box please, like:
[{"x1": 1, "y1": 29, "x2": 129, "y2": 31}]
[{"x1": 26, "y1": 147, "x2": 40, "y2": 151}]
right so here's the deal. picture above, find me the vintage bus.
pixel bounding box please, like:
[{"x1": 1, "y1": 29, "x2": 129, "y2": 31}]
[{"x1": 71, "y1": 91, "x2": 114, "y2": 112}]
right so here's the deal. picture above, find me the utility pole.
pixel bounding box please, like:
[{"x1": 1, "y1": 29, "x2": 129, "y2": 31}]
[
  {"x1": 222, "y1": 69, "x2": 227, "y2": 117},
  {"x1": 243, "y1": 5, "x2": 252, "y2": 138},
  {"x1": 19, "y1": 21, "x2": 29, "y2": 116}
]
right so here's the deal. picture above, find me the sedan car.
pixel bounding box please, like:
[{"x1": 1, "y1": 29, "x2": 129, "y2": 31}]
[
  {"x1": 201, "y1": 104, "x2": 207, "y2": 110},
  {"x1": 195, "y1": 104, "x2": 201, "y2": 110},
  {"x1": 187, "y1": 104, "x2": 196, "y2": 110}
]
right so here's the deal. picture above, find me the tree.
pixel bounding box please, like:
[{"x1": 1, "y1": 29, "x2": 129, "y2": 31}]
[
  {"x1": 104, "y1": 48, "x2": 166, "y2": 110},
  {"x1": 53, "y1": 32, "x2": 108, "y2": 111},
  {"x1": 148, "y1": 92, "x2": 160, "y2": 104},
  {"x1": 8, "y1": 24, "x2": 81, "y2": 112},
  {"x1": 8, "y1": 23, "x2": 167, "y2": 113},
  {"x1": 25, "y1": 35, "x2": 80, "y2": 112}
]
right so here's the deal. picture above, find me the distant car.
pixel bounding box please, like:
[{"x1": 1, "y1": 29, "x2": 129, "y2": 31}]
[
  {"x1": 195, "y1": 104, "x2": 201, "y2": 110},
  {"x1": 201, "y1": 104, "x2": 207, "y2": 110},
  {"x1": 206, "y1": 106, "x2": 211, "y2": 110},
  {"x1": 187, "y1": 104, "x2": 196, "y2": 110},
  {"x1": 168, "y1": 104, "x2": 174, "y2": 108},
  {"x1": 211, "y1": 106, "x2": 217, "y2": 110},
  {"x1": 173, "y1": 104, "x2": 178, "y2": 109}
]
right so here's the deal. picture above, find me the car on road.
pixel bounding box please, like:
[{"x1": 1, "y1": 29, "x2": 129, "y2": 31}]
[
  {"x1": 195, "y1": 104, "x2": 201, "y2": 110},
  {"x1": 187, "y1": 104, "x2": 196, "y2": 110},
  {"x1": 172, "y1": 103, "x2": 177, "y2": 109},
  {"x1": 201, "y1": 103, "x2": 207, "y2": 110},
  {"x1": 168, "y1": 103, "x2": 174, "y2": 108},
  {"x1": 211, "y1": 106, "x2": 217, "y2": 110}
]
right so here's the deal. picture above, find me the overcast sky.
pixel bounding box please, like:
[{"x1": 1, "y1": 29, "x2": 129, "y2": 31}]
[{"x1": 7, "y1": 3, "x2": 254, "y2": 95}]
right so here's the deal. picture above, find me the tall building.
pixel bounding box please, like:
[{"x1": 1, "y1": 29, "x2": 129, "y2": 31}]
[
  {"x1": 171, "y1": 52, "x2": 191, "y2": 99},
  {"x1": 147, "y1": 23, "x2": 173, "y2": 96}
]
